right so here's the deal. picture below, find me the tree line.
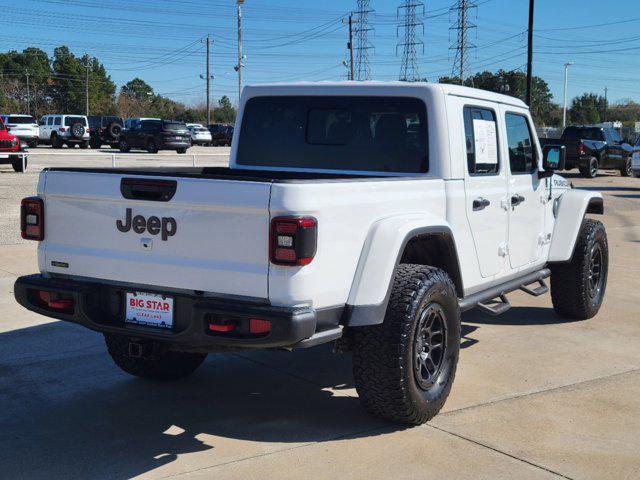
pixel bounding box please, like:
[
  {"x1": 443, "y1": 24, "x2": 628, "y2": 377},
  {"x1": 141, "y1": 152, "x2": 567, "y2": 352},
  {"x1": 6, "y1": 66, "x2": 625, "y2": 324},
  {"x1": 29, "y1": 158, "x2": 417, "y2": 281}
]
[
  {"x1": 438, "y1": 69, "x2": 640, "y2": 129},
  {"x1": 0, "y1": 46, "x2": 236, "y2": 124},
  {"x1": 1, "y1": 46, "x2": 637, "y2": 129}
]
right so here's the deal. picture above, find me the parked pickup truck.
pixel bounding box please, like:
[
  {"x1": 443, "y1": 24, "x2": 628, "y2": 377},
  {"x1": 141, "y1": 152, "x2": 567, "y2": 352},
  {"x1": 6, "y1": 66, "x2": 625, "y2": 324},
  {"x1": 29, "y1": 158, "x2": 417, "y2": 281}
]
[
  {"x1": 14, "y1": 83, "x2": 608, "y2": 425},
  {"x1": 542, "y1": 125, "x2": 633, "y2": 178}
]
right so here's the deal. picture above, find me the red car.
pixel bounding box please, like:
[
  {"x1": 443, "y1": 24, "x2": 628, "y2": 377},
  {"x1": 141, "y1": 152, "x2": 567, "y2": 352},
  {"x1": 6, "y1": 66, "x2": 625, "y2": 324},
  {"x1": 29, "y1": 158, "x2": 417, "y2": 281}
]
[{"x1": 0, "y1": 116, "x2": 25, "y2": 172}]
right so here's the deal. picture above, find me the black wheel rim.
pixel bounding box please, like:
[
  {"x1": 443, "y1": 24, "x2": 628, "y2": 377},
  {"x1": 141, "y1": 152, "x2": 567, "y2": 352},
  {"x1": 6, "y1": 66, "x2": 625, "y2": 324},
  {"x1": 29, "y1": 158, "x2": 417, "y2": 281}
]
[
  {"x1": 626, "y1": 160, "x2": 632, "y2": 176},
  {"x1": 588, "y1": 244, "x2": 604, "y2": 298},
  {"x1": 413, "y1": 303, "x2": 447, "y2": 390}
]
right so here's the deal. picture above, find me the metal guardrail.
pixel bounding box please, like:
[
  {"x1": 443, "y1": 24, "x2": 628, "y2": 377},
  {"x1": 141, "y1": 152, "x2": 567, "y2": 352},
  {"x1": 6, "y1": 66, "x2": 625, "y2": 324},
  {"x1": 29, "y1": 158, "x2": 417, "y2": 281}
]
[{"x1": 9, "y1": 151, "x2": 229, "y2": 173}]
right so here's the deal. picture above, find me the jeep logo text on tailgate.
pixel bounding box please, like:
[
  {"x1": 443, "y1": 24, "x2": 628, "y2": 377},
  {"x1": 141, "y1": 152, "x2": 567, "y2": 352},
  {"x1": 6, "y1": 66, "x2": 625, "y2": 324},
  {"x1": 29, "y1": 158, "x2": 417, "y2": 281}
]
[{"x1": 116, "y1": 208, "x2": 177, "y2": 241}]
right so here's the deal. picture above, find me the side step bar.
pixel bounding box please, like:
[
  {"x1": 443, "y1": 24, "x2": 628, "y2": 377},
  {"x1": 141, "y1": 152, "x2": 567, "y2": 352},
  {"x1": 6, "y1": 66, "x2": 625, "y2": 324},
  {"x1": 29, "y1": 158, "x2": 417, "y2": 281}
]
[{"x1": 459, "y1": 268, "x2": 551, "y2": 314}]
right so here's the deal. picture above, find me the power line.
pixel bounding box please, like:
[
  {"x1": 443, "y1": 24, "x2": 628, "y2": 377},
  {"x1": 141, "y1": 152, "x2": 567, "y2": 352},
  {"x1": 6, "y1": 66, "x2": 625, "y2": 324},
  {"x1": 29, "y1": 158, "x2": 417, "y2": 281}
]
[
  {"x1": 450, "y1": 0, "x2": 477, "y2": 83},
  {"x1": 354, "y1": 0, "x2": 374, "y2": 81},
  {"x1": 397, "y1": 0, "x2": 425, "y2": 82}
]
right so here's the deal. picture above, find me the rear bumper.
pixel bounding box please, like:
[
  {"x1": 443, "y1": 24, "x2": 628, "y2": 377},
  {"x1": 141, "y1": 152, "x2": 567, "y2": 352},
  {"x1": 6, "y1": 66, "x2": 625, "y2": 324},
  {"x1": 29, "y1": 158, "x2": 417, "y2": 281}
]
[{"x1": 14, "y1": 274, "x2": 329, "y2": 350}]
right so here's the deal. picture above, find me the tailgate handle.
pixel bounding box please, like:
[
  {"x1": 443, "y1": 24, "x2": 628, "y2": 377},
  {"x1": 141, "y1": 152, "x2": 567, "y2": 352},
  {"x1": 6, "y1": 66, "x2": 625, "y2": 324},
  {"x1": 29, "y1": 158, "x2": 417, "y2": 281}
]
[{"x1": 120, "y1": 178, "x2": 177, "y2": 202}]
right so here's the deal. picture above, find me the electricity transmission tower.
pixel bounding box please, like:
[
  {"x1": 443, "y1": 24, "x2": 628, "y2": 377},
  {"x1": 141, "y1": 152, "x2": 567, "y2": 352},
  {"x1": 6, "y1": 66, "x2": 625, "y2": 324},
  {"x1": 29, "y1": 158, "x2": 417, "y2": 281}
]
[
  {"x1": 450, "y1": 0, "x2": 477, "y2": 84},
  {"x1": 354, "y1": 0, "x2": 374, "y2": 81},
  {"x1": 397, "y1": 1, "x2": 425, "y2": 82}
]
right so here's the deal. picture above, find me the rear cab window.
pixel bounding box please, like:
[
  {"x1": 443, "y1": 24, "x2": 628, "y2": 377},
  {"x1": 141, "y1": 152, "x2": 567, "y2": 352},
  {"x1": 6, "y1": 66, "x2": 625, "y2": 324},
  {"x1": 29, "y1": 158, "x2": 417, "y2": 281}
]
[
  {"x1": 236, "y1": 96, "x2": 428, "y2": 174},
  {"x1": 8, "y1": 116, "x2": 36, "y2": 124},
  {"x1": 64, "y1": 116, "x2": 87, "y2": 126}
]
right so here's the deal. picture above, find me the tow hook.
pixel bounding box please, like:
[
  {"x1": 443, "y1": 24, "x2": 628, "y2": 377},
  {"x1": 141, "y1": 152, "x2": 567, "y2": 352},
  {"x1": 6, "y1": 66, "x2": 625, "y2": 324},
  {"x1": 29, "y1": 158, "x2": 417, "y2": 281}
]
[{"x1": 128, "y1": 341, "x2": 145, "y2": 358}]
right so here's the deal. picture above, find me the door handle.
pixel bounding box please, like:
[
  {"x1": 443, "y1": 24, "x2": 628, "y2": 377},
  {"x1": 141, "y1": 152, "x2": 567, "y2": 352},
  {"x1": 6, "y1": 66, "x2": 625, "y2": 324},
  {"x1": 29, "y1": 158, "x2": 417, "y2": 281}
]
[
  {"x1": 473, "y1": 197, "x2": 491, "y2": 211},
  {"x1": 511, "y1": 194, "x2": 525, "y2": 207}
]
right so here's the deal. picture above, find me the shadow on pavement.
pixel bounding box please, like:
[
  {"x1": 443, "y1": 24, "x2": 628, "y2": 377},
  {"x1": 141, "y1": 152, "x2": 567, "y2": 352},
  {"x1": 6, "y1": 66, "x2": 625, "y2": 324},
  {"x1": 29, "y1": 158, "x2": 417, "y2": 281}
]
[
  {"x1": 463, "y1": 305, "x2": 579, "y2": 326},
  {"x1": 0, "y1": 321, "x2": 395, "y2": 479}
]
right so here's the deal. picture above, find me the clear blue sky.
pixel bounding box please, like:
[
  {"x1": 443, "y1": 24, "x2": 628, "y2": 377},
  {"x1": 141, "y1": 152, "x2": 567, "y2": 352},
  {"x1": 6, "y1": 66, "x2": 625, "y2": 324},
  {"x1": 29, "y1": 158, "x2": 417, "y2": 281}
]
[{"x1": 6, "y1": 0, "x2": 639, "y2": 107}]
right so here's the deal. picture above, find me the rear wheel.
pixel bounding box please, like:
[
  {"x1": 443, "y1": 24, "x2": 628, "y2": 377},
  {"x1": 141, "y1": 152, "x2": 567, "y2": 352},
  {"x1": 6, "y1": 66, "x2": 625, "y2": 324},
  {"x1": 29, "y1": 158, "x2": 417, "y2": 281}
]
[
  {"x1": 550, "y1": 219, "x2": 608, "y2": 319},
  {"x1": 104, "y1": 334, "x2": 207, "y2": 381},
  {"x1": 11, "y1": 156, "x2": 27, "y2": 172},
  {"x1": 119, "y1": 138, "x2": 130, "y2": 153},
  {"x1": 580, "y1": 157, "x2": 598, "y2": 178},
  {"x1": 620, "y1": 157, "x2": 632, "y2": 177},
  {"x1": 176, "y1": 147, "x2": 187, "y2": 154},
  {"x1": 146, "y1": 139, "x2": 158, "y2": 154},
  {"x1": 90, "y1": 137, "x2": 102, "y2": 149},
  {"x1": 352, "y1": 264, "x2": 460, "y2": 425},
  {"x1": 80, "y1": 141, "x2": 89, "y2": 149},
  {"x1": 28, "y1": 140, "x2": 37, "y2": 148},
  {"x1": 51, "y1": 134, "x2": 63, "y2": 149}
]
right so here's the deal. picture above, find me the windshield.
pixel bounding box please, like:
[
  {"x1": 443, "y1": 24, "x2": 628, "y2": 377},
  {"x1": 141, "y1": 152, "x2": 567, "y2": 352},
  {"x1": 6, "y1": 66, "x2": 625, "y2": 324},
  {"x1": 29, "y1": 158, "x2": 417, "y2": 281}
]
[
  {"x1": 8, "y1": 116, "x2": 36, "y2": 124},
  {"x1": 64, "y1": 116, "x2": 87, "y2": 126},
  {"x1": 236, "y1": 96, "x2": 428, "y2": 173},
  {"x1": 163, "y1": 121, "x2": 187, "y2": 131}
]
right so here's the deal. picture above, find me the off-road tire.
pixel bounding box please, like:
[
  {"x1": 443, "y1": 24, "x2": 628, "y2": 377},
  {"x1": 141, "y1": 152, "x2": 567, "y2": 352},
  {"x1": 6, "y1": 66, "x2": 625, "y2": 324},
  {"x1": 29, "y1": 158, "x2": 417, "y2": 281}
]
[
  {"x1": 119, "y1": 139, "x2": 130, "y2": 153},
  {"x1": 104, "y1": 334, "x2": 207, "y2": 381},
  {"x1": 620, "y1": 157, "x2": 632, "y2": 177},
  {"x1": 51, "y1": 133, "x2": 63, "y2": 149},
  {"x1": 11, "y1": 156, "x2": 27, "y2": 172},
  {"x1": 580, "y1": 157, "x2": 598, "y2": 178},
  {"x1": 146, "y1": 139, "x2": 158, "y2": 154},
  {"x1": 352, "y1": 264, "x2": 460, "y2": 425},
  {"x1": 107, "y1": 122, "x2": 122, "y2": 139},
  {"x1": 176, "y1": 147, "x2": 187, "y2": 154},
  {"x1": 550, "y1": 219, "x2": 608, "y2": 320},
  {"x1": 80, "y1": 141, "x2": 89, "y2": 149},
  {"x1": 90, "y1": 137, "x2": 102, "y2": 149},
  {"x1": 28, "y1": 140, "x2": 37, "y2": 148}
]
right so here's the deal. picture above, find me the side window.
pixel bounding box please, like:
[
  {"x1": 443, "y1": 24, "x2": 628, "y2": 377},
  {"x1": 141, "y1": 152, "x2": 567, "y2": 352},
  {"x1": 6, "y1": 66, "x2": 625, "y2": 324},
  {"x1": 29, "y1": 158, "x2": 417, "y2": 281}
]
[
  {"x1": 463, "y1": 106, "x2": 499, "y2": 175},
  {"x1": 609, "y1": 129, "x2": 621, "y2": 143},
  {"x1": 505, "y1": 113, "x2": 537, "y2": 174},
  {"x1": 54, "y1": 117, "x2": 61, "y2": 126},
  {"x1": 47, "y1": 117, "x2": 54, "y2": 126}
]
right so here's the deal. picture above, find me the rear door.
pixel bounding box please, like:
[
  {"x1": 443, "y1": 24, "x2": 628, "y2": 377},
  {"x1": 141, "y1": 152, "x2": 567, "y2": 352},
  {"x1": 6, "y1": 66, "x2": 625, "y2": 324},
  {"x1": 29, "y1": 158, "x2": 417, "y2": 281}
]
[
  {"x1": 503, "y1": 110, "x2": 546, "y2": 270},
  {"x1": 603, "y1": 128, "x2": 623, "y2": 168},
  {"x1": 41, "y1": 171, "x2": 272, "y2": 298},
  {"x1": 461, "y1": 101, "x2": 509, "y2": 279}
]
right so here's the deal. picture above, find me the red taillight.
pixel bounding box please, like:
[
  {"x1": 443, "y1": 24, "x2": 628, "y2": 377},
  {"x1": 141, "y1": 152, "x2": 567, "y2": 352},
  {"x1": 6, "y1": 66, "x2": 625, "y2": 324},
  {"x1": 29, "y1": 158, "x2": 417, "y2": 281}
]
[
  {"x1": 20, "y1": 197, "x2": 44, "y2": 241},
  {"x1": 59, "y1": 127, "x2": 66, "y2": 132},
  {"x1": 270, "y1": 216, "x2": 317, "y2": 266},
  {"x1": 577, "y1": 142, "x2": 585, "y2": 155}
]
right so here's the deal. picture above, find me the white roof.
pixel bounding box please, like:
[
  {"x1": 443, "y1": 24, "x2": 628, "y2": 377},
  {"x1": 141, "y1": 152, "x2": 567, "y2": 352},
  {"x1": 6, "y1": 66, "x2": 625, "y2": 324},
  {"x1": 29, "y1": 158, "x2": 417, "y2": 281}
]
[{"x1": 244, "y1": 81, "x2": 528, "y2": 109}]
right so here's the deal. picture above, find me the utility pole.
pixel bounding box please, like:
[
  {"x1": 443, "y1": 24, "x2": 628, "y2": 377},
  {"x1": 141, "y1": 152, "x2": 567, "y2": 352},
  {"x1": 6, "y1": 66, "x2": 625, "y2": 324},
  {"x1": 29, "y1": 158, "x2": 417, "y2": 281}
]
[
  {"x1": 603, "y1": 86, "x2": 608, "y2": 122},
  {"x1": 562, "y1": 62, "x2": 573, "y2": 128},
  {"x1": 525, "y1": 0, "x2": 535, "y2": 105},
  {"x1": 236, "y1": 0, "x2": 244, "y2": 101},
  {"x1": 450, "y1": 0, "x2": 477, "y2": 84},
  {"x1": 397, "y1": 0, "x2": 425, "y2": 82},
  {"x1": 342, "y1": 13, "x2": 355, "y2": 81},
  {"x1": 201, "y1": 35, "x2": 214, "y2": 125},
  {"x1": 84, "y1": 63, "x2": 90, "y2": 116},
  {"x1": 25, "y1": 70, "x2": 30, "y2": 115}
]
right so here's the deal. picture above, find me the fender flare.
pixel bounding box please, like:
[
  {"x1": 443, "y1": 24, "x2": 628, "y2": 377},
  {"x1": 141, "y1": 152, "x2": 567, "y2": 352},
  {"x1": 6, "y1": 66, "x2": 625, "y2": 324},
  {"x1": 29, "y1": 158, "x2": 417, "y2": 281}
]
[
  {"x1": 548, "y1": 189, "x2": 604, "y2": 263},
  {"x1": 343, "y1": 214, "x2": 462, "y2": 327}
]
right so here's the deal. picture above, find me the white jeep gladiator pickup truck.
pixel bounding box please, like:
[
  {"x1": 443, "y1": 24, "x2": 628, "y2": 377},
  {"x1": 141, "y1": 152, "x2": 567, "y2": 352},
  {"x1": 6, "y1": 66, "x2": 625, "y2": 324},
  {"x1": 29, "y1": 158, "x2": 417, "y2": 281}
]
[{"x1": 15, "y1": 83, "x2": 608, "y2": 424}]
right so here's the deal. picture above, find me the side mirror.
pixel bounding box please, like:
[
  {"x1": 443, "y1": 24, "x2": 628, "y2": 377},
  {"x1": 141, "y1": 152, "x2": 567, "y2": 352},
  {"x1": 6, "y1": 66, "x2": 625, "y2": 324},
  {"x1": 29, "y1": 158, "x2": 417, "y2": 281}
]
[{"x1": 540, "y1": 144, "x2": 565, "y2": 178}]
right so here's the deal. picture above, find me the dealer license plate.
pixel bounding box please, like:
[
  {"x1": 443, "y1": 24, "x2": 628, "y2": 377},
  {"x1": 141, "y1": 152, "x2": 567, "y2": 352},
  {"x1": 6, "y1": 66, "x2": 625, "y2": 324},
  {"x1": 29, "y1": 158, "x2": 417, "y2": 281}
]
[{"x1": 125, "y1": 291, "x2": 174, "y2": 329}]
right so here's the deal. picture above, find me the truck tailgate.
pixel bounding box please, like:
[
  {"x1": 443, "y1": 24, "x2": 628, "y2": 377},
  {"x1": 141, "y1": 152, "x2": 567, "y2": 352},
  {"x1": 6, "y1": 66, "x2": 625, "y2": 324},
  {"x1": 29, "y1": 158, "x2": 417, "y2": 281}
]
[{"x1": 41, "y1": 171, "x2": 271, "y2": 299}]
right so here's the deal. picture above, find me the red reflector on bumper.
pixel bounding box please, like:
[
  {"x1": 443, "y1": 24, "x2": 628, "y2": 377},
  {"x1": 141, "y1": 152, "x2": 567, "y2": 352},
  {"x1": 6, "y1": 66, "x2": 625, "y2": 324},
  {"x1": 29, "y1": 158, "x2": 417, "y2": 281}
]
[
  {"x1": 36, "y1": 290, "x2": 73, "y2": 310},
  {"x1": 249, "y1": 318, "x2": 271, "y2": 334},
  {"x1": 208, "y1": 321, "x2": 236, "y2": 332}
]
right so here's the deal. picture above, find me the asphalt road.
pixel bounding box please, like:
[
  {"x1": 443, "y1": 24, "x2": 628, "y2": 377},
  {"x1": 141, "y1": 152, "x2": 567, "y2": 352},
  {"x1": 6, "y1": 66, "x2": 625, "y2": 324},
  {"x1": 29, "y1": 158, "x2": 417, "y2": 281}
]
[{"x1": 1, "y1": 152, "x2": 639, "y2": 479}]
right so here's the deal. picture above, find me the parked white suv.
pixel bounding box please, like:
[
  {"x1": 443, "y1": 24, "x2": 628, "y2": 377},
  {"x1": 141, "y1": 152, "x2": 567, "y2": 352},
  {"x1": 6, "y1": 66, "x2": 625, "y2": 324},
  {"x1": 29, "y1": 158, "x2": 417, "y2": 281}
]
[
  {"x1": 15, "y1": 83, "x2": 607, "y2": 425},
  {"x1": 1, "y1": 114, "x2": 39, "y2": 148},
  {"x1": 38, "y1": 114, "x2": 90, "y2": 149},
  {"x1": 186, "y1": 123, "x2": 212, "y2": 146}
]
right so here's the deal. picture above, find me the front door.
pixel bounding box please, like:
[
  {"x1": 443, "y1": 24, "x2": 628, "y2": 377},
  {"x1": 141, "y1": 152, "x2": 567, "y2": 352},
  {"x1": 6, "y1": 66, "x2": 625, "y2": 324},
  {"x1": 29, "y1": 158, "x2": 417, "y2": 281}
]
[
  {"x1": 504, "y1": 111, "x2": 546, "y2": 270},
  {"x1": 462, "y1": 103, "x2": 509, "y2": 278}
]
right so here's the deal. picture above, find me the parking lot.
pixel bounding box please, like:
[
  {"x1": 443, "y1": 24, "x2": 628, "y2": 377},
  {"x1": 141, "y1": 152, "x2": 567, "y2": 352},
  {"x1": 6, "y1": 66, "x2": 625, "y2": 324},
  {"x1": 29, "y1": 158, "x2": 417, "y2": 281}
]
[{"x1": 1, "y1": 150, "x2": 639, "y2": 479}]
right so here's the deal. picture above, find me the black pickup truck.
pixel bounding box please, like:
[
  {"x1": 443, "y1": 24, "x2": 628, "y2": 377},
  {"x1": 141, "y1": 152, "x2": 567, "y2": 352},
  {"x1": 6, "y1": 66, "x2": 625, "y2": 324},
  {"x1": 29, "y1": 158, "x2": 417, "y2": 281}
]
[{"x1": 542, "y1": 126, "x2": 633, "y2": 178}]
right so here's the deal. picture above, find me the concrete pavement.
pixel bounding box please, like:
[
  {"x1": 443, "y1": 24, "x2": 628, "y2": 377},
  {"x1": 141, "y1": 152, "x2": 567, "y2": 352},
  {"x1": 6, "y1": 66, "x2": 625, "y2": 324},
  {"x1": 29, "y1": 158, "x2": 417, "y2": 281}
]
[{"x1": 0, "y1": 166, "x2": 639, "y2": 479}]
